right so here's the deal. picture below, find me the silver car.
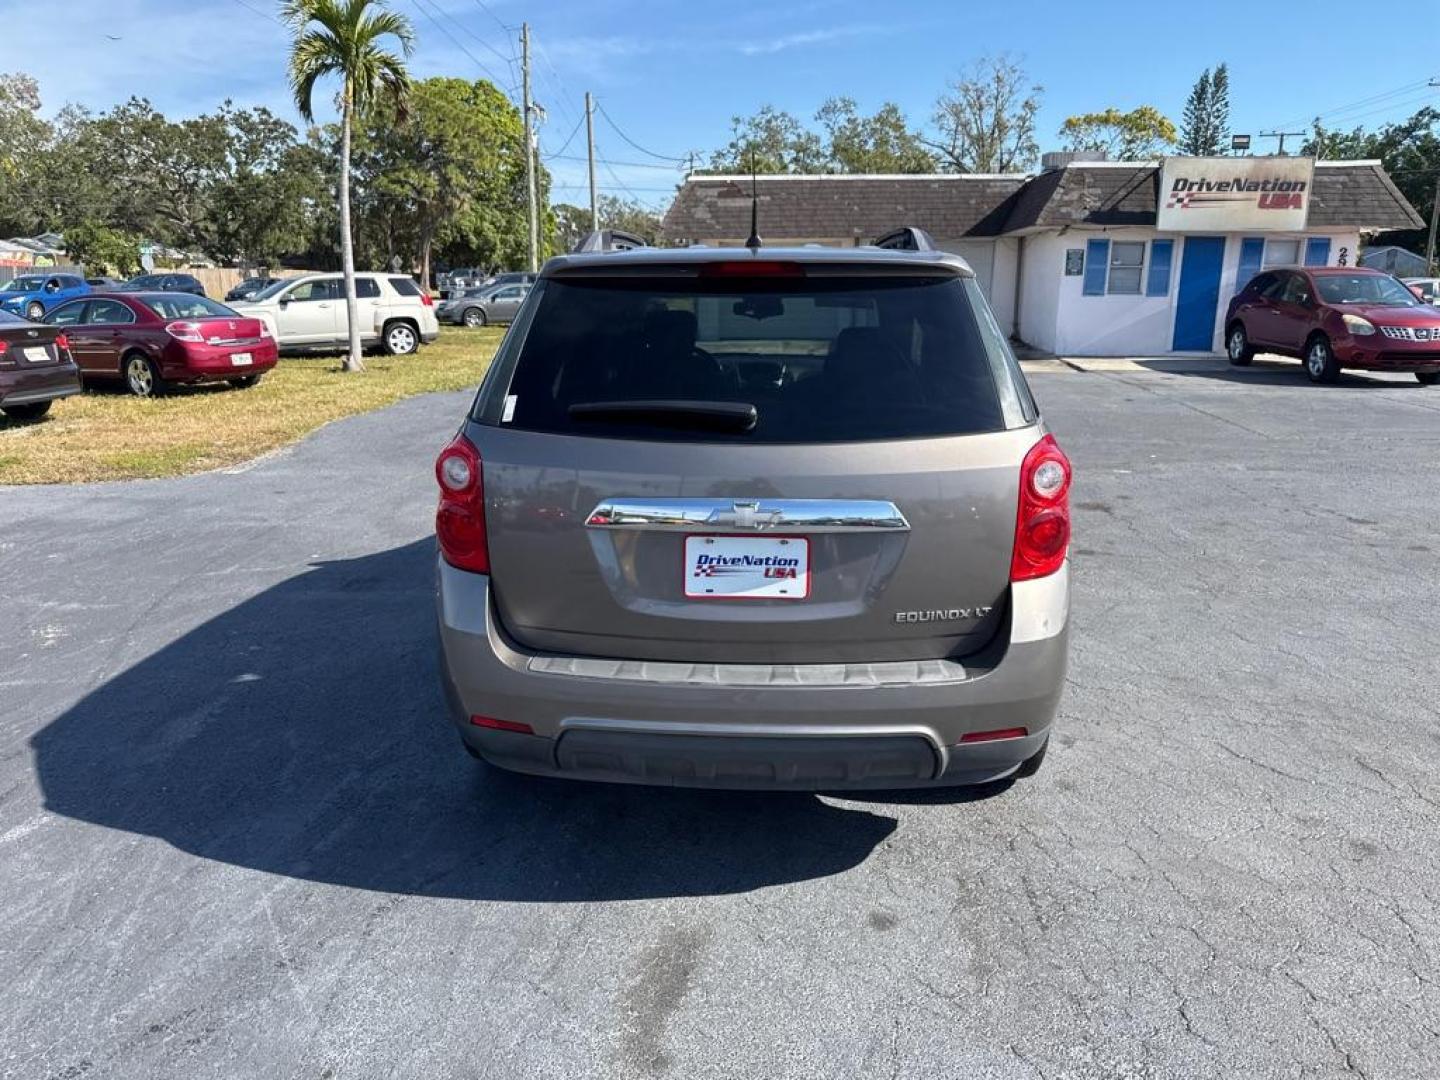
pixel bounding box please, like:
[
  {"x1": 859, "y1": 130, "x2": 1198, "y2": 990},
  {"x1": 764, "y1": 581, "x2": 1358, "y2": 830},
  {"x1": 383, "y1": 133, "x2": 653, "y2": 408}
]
[
  {"x1": 435, "y1": 237, "x2": 1072, "y2": 790},
  {"x1": 437, "y1": 282, "x2": 531, "y2": 328}
]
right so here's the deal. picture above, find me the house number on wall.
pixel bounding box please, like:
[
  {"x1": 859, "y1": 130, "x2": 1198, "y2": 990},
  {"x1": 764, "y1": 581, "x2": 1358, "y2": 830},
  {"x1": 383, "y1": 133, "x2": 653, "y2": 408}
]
[{"x1": 1338, "y1": 247, "x2": 1349, "y2": 267}]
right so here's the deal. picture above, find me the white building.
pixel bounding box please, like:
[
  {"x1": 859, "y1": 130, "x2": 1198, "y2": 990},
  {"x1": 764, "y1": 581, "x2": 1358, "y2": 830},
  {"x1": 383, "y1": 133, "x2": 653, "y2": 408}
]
[{"x1": 661, "y1": 156, "x2": 1423, "y2": 357}]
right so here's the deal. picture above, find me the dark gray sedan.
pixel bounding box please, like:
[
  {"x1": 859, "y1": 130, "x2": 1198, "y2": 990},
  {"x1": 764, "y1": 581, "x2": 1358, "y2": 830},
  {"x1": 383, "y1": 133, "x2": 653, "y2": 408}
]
[{"x1": 436, "y1": 282, "x2": 531, "y2": 328}]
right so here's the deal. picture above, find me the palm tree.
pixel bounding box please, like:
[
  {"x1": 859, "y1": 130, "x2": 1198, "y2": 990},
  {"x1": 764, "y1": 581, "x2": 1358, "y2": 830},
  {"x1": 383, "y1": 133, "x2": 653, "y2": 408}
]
[{"x1": 282, "y1": 0, "x2": 413, "y2": 373}]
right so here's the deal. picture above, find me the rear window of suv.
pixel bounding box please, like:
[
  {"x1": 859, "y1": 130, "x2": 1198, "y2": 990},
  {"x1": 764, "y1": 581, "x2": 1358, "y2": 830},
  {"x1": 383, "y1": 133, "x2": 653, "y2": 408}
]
[{"x1": 481, "y1": 271, "x2": 1028, "y2": 443}]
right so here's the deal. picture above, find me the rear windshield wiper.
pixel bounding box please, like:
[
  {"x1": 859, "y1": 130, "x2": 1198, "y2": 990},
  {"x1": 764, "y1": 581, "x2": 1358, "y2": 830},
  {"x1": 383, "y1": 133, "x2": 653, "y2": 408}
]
[{"x1": 567, "y1": 400, "x2": 758, "y2": 433}]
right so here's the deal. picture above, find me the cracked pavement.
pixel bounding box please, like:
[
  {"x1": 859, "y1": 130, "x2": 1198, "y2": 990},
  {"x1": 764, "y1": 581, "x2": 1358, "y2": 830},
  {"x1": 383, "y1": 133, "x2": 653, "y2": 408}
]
[{"x1": 2, "y1": 356, "x2": 1438, "y2": 1078}]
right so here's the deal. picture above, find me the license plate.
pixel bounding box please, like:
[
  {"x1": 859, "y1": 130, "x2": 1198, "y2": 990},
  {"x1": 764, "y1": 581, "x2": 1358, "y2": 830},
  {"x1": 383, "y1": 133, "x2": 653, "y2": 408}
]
[
  {"x1": 684, "y1": 535, "x2": 810, "y2": 600},
  {"x1": 23, "y1": 346, "x2": 50, "y2": 363},
  {"x1": 230, "y1": 352, "x2": 253, "y2": 366}
]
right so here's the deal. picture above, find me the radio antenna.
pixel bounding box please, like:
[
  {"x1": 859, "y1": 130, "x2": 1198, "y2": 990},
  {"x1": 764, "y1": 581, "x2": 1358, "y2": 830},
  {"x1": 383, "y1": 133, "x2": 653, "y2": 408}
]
[{"x1": 745, "y1": 149, "x2": 762, "y2": 250}]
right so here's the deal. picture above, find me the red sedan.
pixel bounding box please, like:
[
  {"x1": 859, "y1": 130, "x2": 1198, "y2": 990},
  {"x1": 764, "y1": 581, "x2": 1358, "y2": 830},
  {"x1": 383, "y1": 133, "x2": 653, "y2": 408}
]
[
  {"x1": 43, "y1": 292, "x2": 278, "y2": 397},
  {"x1": 1225, "y1": 267, "x2": 1440, "y2": 385}
]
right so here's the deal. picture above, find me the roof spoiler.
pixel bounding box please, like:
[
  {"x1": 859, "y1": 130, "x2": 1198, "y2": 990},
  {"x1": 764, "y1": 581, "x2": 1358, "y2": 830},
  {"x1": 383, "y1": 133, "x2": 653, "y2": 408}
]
[
  {"x1": 571, "y1": 229, "x2": 649, "y2": 254},
  {"x1": 872, "y1": 227, "x2": 939, "y2": 252}
]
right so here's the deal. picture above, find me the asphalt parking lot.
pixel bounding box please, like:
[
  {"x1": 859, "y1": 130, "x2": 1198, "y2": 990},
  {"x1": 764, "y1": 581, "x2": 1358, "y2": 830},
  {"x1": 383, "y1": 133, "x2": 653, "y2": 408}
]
[{"x1": 3, "y1": 354, "x2": 1439, "y2": 1079}]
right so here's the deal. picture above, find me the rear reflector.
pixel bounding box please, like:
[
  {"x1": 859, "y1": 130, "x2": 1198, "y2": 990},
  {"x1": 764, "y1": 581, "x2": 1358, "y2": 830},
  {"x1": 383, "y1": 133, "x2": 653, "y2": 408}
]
[
  {"x1": 958, "y1": 727, "x2": 1029, "y2": 744},
  {"x1": 698, "y1": 261, "x2": 805, "y2": 278},
  {"x1": 470, "y1": 715, "x2": 534, "y2": 735}
]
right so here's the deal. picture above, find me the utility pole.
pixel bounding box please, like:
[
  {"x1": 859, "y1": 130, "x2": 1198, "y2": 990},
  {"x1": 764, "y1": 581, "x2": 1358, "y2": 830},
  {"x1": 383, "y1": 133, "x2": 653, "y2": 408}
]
[
  {"x1": 1426, "y1": 174, "x2": 1440, "y2": 276},
  {"x1": 585, "y1": 91, "x2": 598, "y2": 232},
  {"x1": 1429, "y1": 81, "x2": 1440, "y2": 275},
  {"x1": 521, "y1": 22, "x2": 538, "y2": 272},
  {"x1": 1259, "y1": 130, "x2": 1306, "y2": 156}
]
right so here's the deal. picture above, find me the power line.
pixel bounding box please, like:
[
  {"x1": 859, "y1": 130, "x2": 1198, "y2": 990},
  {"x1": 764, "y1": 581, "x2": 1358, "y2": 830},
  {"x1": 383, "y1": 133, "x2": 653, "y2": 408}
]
[
  {"x1": 541, "y1": 115, "x2": 587, "y2": 161},
  {"x1": 595, "y1": 101, "x2": 687, "y2": 163},
  {"x1": 471, "y1": 0, "x2": 513, "y2": 35},
  {"x1": 230, "y1": 0, "x2": 282, "y2": 24},
  {"x1": 546, "y1": 153, "x2": 682, "y2": 171},
  {"x1": 409, "y1": 0, "x2": 513, "y2": 92},
  {"x1": 1265, "y1": 77, "x2": 1438, "y2": 133}
]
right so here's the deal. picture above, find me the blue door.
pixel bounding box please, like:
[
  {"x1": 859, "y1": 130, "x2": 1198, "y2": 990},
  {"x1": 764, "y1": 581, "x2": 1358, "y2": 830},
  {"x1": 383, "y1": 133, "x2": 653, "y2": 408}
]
[{"x1": 1172, "y1": 236, "x2": 1226, "y2": 351}]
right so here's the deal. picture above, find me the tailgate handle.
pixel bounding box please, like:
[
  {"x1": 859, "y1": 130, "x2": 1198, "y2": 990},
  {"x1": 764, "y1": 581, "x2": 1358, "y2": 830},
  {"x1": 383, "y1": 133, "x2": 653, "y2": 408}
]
[{"x1": 585, "y1": 498, "x2": 909, "y2": 533}]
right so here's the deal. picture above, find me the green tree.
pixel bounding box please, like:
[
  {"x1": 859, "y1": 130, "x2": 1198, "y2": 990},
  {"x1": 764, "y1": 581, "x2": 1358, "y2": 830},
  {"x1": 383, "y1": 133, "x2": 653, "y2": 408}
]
[
  {"x1": 1179, "y1": 64, "x2": 1230, "y2": 156},
  {"x1": 61, "y1": 221, "x2": 143, "y2": 276},
  {"x1": 1305, "y1": 107, "x2": 1439, "y2": 261},
  {"x1": 816, "y1": 98, "x2": 936, "y2": 173},
  {"x1": 549, "y1": 195, "x2": 662, "y2": 251},
  {"x1": 0, "y1": 73, "x2": 53, "y2": 235},
  {"x1": 283, "y1": 0, "x2": 414, "y2": 372},
  {"x1": 1059, "y1": 106, "x2": 1177, "y2": 160},
  {"x1": 929, "y1": 54, "x2": 1042, "y2": 173},
  {"x1": 706, "y1": 106, "x2": 826, "y2": 173},
  {"x1": 353, "y1": 77, "x2": 528, "y2": 286},
  {"x1": 551, "y1": 203, "x2": 591, "y2": 253}
]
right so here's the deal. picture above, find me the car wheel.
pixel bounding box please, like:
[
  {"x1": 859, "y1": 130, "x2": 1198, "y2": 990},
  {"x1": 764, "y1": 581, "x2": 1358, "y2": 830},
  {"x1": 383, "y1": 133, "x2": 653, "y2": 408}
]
[
  {"x1": 25, "y1": 301, "x2": 44, "y2": 321},
  {"x1": 463, "y1": 307, "x2": 486, "y2": 328},
  {"x1": 228, "y1": 374, "x2": 262, "y2": 389},
  {"x1": 1015, "y1": 737, "x2": 1048, "y2": 779},
  {"x1": 1417, "y1": 372, "x2": 1439, "y2": 386},
  {"x1": 123, "y1": 352, "x2": 165, "y2": 398},
  {"x1": 1304, "y1": 335, "x2": 1340, "y2": 384},
  {"x1": 1225, "y1": 323, "x2": 1254, "y2": 366},
  {"x1": 384, "y1": 321, "x2": 419, "y2": 355},
  {"x1": 1, "y1": 399, "x2": 52, "y2": 422}
]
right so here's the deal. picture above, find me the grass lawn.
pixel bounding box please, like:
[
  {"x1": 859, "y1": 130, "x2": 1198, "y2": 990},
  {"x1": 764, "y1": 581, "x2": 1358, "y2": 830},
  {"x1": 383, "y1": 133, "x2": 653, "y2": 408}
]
[{"x1": 0, "y1": 327, "x2": 502, "y2": 485}]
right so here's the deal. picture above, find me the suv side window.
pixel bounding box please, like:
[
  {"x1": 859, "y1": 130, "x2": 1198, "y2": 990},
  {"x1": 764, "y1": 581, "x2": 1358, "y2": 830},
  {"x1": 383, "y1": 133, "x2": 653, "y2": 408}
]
[
  {"x1": 1256, "y1": 273, "x2": 1286, "y2": 300},
  {"x1": 287, "y1": 280, "x2": 337, "y2": 302},
  {"x1": 1280, "y1": 275, "x2": 1312, "y2": 305},
  {"x1": 388, "y1": 276, "x2": 422, "y2": 298},
  {"x1": 354, "y1": 278, "x2": 381, "y2": 299}
]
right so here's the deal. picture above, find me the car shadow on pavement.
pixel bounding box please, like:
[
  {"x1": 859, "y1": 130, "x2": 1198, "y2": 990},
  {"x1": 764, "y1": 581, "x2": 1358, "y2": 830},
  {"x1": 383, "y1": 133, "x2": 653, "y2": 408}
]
[
  {"x1": 1140, "y1": 360, "x2": 1419, "y2": 388},
  {"x1": 32, "y1": 539, "x2": 898, "y2": 902}
]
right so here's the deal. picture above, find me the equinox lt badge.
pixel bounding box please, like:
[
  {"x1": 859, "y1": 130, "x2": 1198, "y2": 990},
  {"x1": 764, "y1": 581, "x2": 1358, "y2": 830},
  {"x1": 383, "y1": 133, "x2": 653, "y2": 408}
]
[{"x1": 894, "y1": 607, "x2": 993, "y2": 623}]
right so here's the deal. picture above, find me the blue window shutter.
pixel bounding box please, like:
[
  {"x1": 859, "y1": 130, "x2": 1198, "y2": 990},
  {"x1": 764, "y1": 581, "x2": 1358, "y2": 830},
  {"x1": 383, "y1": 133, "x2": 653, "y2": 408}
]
[
  {"x1": 1237, "y1": 237, "x2": 1265, "y2": 289},
  {"x1": 1305, "y1": 237, "x2": 1331, "y2": 266},
  {"x1": 1083, "y1": 239, "x2": 1109, "y2": 296},
  {"x1": 1146, "y1": 239, "x2": 1174, "y2": 297}
]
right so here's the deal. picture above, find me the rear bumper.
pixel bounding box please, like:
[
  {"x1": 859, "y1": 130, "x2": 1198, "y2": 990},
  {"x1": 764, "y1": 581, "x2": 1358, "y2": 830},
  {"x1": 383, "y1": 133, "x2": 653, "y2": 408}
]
[
  {"x1": 160, "y1": 341, "x2": 278, "y2": 382},
  {"x1": 0, "y1": 362, "x2": 82, "y2": 407},
  {"x1": 436, "y1": 557, "x2": 1070, "y2": 789}
]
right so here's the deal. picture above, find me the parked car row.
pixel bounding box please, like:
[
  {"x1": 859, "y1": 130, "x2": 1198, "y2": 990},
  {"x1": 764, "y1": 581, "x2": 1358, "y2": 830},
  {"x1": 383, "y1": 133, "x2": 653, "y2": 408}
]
[
  {"x1": 437, "y1": 268, "x2": 535, "y2": 300},
  {"x1": 436, "y1": 280, "x2": 531, "y2": 327},
  {"x1": 0, "y1": 271, "x2": 208, "y2": 320},
  {"x1": 1, "y1": 270, "x2": 442, "y2": 416}
]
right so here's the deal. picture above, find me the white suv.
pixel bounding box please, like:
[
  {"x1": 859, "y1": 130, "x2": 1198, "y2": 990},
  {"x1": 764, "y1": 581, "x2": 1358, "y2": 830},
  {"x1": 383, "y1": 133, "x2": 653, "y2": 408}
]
[{"x1": 232, "y1": 273, "x2": 440, "y2": 354}]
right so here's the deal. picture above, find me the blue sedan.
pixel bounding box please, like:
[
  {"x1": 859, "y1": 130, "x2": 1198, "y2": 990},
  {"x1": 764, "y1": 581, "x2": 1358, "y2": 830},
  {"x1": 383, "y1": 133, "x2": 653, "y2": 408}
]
[{"x1": 0, "y1": 273, "x2": 91, "y2": 321}]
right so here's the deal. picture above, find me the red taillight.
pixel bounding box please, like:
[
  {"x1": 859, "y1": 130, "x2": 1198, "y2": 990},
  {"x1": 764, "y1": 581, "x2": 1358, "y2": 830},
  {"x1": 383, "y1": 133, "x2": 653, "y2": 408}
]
[
  {"x1": 420, "y1": 292, "x2": 435, "y2": 307},
  {"x1": 0, "y1": 340, "x2": 9, "y2": 361},
  {"x1": 958, "y1": 727, "x2": 1029, "y2": 744},
  {"x1": 165, "y1": 320, "x2": 205, "y2": 343},
  {"x1": 1011, "y1": 433, "x2": 1072, "y2": 582},
  {"x1": 470, "y1": 714, "x2": 534, "y2": 735},
  {"x1": 435, "y1": 433, "x2": 489, "y2": 573},
  {"x1": 698, "y1": 261, "x2": 806, "y2": 278},
  {"x1": 54, "y1": 333, "x2": 69, "y2": 351}
]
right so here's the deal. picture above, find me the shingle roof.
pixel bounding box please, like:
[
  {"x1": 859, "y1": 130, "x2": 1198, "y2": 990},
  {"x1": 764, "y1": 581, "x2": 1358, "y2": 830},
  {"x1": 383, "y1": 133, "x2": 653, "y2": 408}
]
[
  {"x1": 660, "y1": 162, "x2": 1423, "y2": 244},
  {"x1": 660, "y1": 174, "x2": 1028, "y2": 244},
  {"x1": 1002, "y1": 162, "x2": 1423, "y2": 232}
]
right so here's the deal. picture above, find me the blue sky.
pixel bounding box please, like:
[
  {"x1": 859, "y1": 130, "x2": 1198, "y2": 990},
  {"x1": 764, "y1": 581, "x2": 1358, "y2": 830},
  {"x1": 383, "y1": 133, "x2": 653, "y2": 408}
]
[{"x1": 8, "y1": 0, "x2": 1439, "y2": 210}]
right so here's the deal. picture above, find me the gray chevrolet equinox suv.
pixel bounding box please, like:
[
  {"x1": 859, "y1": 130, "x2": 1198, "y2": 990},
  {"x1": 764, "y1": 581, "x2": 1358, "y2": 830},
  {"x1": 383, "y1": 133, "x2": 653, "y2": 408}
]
[{"x1": 435, "y1": 229, "x2": 1071, "y2": 789}]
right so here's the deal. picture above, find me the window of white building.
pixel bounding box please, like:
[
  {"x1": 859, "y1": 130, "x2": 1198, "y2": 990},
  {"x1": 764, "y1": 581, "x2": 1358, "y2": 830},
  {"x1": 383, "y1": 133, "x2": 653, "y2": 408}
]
[{"x1": 1107, "y1": 242, "x2": 1145, "y2": 295}]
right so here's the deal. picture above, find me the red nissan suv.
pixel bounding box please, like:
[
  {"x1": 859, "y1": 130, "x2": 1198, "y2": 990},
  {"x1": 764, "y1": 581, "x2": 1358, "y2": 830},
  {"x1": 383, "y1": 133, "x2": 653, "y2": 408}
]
[{"x1": 1225, "y1": 267, "x2": 1440, "y2": 385}]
